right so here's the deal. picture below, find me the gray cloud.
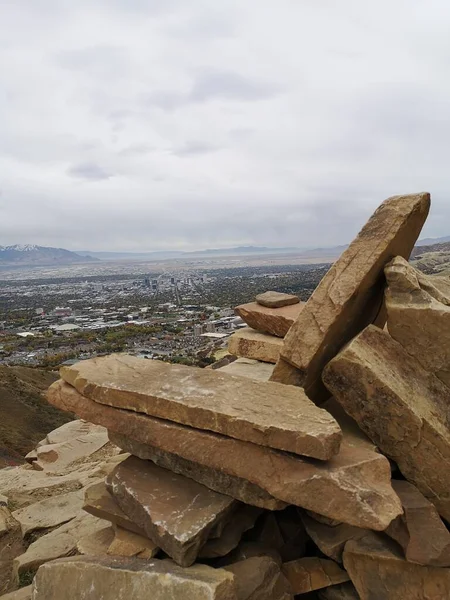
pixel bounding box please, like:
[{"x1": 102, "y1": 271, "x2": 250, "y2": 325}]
[{"x1": 0, "y1": 0, "x2": 450, "y2": 251}]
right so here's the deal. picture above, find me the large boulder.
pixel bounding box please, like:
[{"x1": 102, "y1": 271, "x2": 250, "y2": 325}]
[{"x1": 271, "y1": 193, "x2": 430, "y2": 402}]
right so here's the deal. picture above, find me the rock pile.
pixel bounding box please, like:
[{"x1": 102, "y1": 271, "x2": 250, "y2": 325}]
[{"x1": 6, "y1": 191, "x2": 450, "y2": 599}]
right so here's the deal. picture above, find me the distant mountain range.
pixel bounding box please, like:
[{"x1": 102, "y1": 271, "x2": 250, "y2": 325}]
[{"x1": 0, "y1": 245, "x2": 97, "y2": 266}]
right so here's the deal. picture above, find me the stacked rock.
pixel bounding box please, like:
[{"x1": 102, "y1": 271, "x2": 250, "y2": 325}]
[{"x1": 28, "y1": 192, "x2": 450, "y2": 600}]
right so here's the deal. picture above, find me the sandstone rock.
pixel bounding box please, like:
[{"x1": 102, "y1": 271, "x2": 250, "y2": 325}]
[
  {"x1": 224, "y1": 556, "x2": 293, "y2": 599},
  {"x1": 301, "y1": 513, "x2": 367, "y2": 563},
  {"x1": 343, "y1": 532, "x2": 450, "y2": 600},
  {"x1": 33, "y1": 430, "x2": 109, "y2": 474},
  {"x1": 228, "y1": 328, "x2": 283, "y2": 364},
  {"x1": 0, "y1": 507, "x2": 24, "y2": 562},
  {"x1": 256, "y1": 291, "x2": 300, "y2": 308},
  {"x1": 83, "y1": 481, "x2": 144, "y2": 535},
  {"x1": 61, "y1": 354, "x2": 341, "y2": 460},
  {"x1": 12, "y1": 488, "x2": 84, "y2": 537},
  {"x1": 318, "y1": 583, "x2": 359, "y2": 599},
  {"x1": 235, "y1": 302, "x2": 303, "y2": 337},
  {"x1": 15, "y1": 513, "x2": 107, "y2": 574},
  {"x1": 42, "y1": 420, "x2": 107, "y2": 446},
  {"x1": 271, "y1": 193, "x2": 430, "y2": 402},
  {"x1": 0, "y1": 586, "x2": 32, "y2": 600},
  {"x1": 385, "y1": 256, "x2": 450, "y2": 387},
  {"x1": 217, "y1": 541, "x2": 282, "y2": 567},
  {"x1": 107, "y1": 525, "x2": 159, "y2": 559},
  {"x1": 199, "y1": 505, "x2": 262, "y2": 559},
  {"x1": 77, "y1": 525, "x2": 115, "y2": 556},
  {"x1": 385, "y1": 480, "x2": 450, "y2": 567},
  {"x1": 49, "y1": 381, "x2": 402, "y2": 530},
  {"x1": 106, "y1": 455, "x2": 236, "y2": 567},
  {"x1": 323, "y1": 325, "x2": 450, "y2": 521},
  {"x1": 109, "y1": 432, "x2": 286, "y2": 510},
  {"x1": 282, "y1": 557, "x2": 349, "y2": 595},
  {"x1": 31, "y1": 556, "x2": 236, "y2": 600},
  {"x1": 0, "y1": 561, "x2": 18, "y2": 598},
  {"x1": 218, "y1": 358, "x2": 274, "y2": 382}
]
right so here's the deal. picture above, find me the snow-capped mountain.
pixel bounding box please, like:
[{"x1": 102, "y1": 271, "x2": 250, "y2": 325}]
[{"x1": 0, "y1": 245, "x2": 98, "y2": 266}]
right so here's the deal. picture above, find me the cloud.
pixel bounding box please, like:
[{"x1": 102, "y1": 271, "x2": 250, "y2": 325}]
[{"x1": 0, "y1": 0, "x2": 450, "y2": 251}]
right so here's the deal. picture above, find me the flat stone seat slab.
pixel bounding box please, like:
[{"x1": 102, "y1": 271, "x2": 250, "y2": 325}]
[
  {"x1": 236, "y1": 302, "x2": 303, "y2": 338},
  {"x1": 228, "y1": 328, "x2": 283, "y2": 364},
  {"x1": 61, "y1": 354, "x2": 342, "y2": 460}
]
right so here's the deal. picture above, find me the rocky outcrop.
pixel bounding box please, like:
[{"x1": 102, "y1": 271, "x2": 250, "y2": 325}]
[
  {"x1": 271, "y1": 192, "x2": 430, "y2": 402},
  {"x1": 235, "y1": 302, "x2": 303, "y2": 337},
  {"x1": 228, "y1": 327, "x2": 283, "y2": 364}
]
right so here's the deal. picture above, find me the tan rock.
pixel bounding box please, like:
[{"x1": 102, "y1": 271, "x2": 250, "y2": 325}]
[
  {"x1": 83, "y1": 481, "x2": 144, "y2": 535},
  {"x1": 228, "y1": 328, "x2": 283, "y2": 364},
  {"x1": 217, "y1": 541, "x2": 282, "y2": 568},
  {"x1": 301, "y1": 513, "x2": 367, "y2": 563},
  {"x1": 385, "y1": 256, "x2": 450, "y2": 387},
  {"x1": 224, "y1": 556, "x2": 293, "y2": 599},
  {"x1": 0, "y1": 586, "x2": 32, "y2": 600},
  {"x1": 12, "y1": 488, "x2": 84, "y2": 537},
  {"x1": 109, "y1": 432, "x2": 285, "y2": 510},
  {"x1": 318, "y1": 583, "x2": 360, "y2": 599},
  {"x1": 76, "y1": 525, "x2": 115, "y2": 556},
  {"x1": 49, "y1": 381, "x2": 402, "y2": 530},
  {"x1": 42, "y1": 420, "x2": 107, "y2": 446},
  {"x1": 31, "y1": 556, "x2": 236, "y2": 600},
  {"x1": 199, "y1": 506, "x2": 262, "y2": 559},
  {"x1": 256, "y1": 291, "x2": 300, "y2": 308},
  {"x1": 107, "y1": 525, "x2": 159, "y2": 559},
  {"x1": 385, "y1": 480, "x2": 450, "y2": 567},
  {"x1": 343, "y1": 532, "x2": 450, "y2": 600},
  {"x1": 282, "y1": 557, "x2": 349, "y2": 595},
  {"x1": 218, "y1": 358, "x2": 274, "y2": 382},
  {"x1": 235, "y1": 302, "x2": 303, "y2": 337},
  {"x1": 271, "y1": 193, "x2": 430, "y2": 402},
  {"x1": 323, "y1": 325, "x2": 450, "y2": 521},
  {"x1": 15, "y1": 513, "x2": 107, "y2": 574},
  {"x1": 0, "y1": 507, "x2": 24, "y2": 562},
  {"x1": 61, "y1": 354, "x2": 341, "y2": 460},
  {"x1": 106, "y1": 455, "x2": 236, "y2": 567},
  {"x1": 0, "y1": 561, "x2": 18, "y2": 598}
]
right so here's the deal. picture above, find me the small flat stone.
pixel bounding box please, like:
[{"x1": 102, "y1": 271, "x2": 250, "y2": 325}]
[
  {"x1": 271, "y1": 193, "x2": 430, "y2": 402},
  {"x1": 224, "y1": 556, "x2": 293, "y2": 599},
  {"x1": 49, "y1": 381, "x2": 402, "y2": 530},
  {"x1": 108, "y1": 433, "x2": 286, "y2": 510},
  {"x1": 31, "y1": 556, "x2": 236, "y2": 600},
  {"x1": 343, "y1": 532, "x2": 450, "y2": 600},
  {"x1": 12, "y1": 488, "x2": 84, "y2": 537},
  {"x1": 107, "y1": 526, "x2": 159, "y2": 559},
  {"x1": 256, "y1": 291, "x2": 300, "y2": 308},
  {"x1": 61, "y1": 354, "x2": 342, "y2": 460},
  {"x1": 83, "y1": 481, "x2": 144, "y2": 535},
  {"x1": 323, "y1": 325, "x2": 450, "y2": 521},
  {"x1": 199, "y1": 505, "x2": 262, "y2": 559},
  {"x1": 282, "y1": 557, "x2": 349, "y2": 595},
  {"x1": 228, "y1": 328, "x2": 283, "y2": 364},
  {"x1": 236, "y1": 302, "x2": 303, "y2": 337},
  {"x1": 43, "y1": 420, "x2": 107, "y2": 446},
  {"x1": 385, "y1": 480, "x2": 450, "y2": 567},
  {"x1": 77, "y1": 526, "x2": 115, "y2": 556},
  {"x1": 218, "y1": 358, "x2": 274, "y2": 382},
  {"x1": 301, "y1": 513, "x2": 367, "y2": 563},
  {"x1": 106, "y1": 455, "x2": 236, "y2": 567}
]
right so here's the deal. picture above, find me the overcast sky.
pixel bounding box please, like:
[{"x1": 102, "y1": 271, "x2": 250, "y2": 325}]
[{"x1": 1, "y1": 1, "x2": 450, "y2": 251}]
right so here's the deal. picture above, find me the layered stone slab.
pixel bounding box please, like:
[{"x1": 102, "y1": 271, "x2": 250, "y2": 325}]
[
  {"x1": 48, "y1": 381, "x2": 402, "y2": 530},
  {"x1": 256, "y1": 291, "x2": 300, "y2": 308},
  {"x1": 228, "y1": 328, "x2": 283, "y2": 364},
  {"x1": 107, "y1": 526, "x2": 159, "y2": 559},
  {"x1": 271, "y1": 193, "x2": 430, "y2": 402},
  {"x1": 385, "y1": 256, "x2": 450, "y2": 387},
  {"x1": 343, "y1": 532, "x2": 450, "y2": 600},
  {"x1": 31, "y1": 556, "x2": 236, "y2": 600},
  {"x1": 83, "y1": 481, "x2": 144, "y2": 535},
  {"x1": 282, "y1": 557, "x2": 349, "y2": 595},
  {"x1": 301, "y1": 513, "x2": 367, "y2": 563},
  {"x1": 224, "y1": 556, "x2": 293, "y2": 599},
  {"x1": 61, "y1": 353, "x2": 342, "y2": 460},
  {"x1": 106, "y1": 456, "x2": 236, "y2": 567},
  {"x1": 235, "y1": 302, "x2": 303, "y2": 337},
  {"x1": 385, "y1": 480, "x2": 450, "y2": 567},
  {"x1": 218, "y1": 358, "x2": 274, "y2": 382},
  {"x1": 323, "y1": 325, "x2": 450, "y2": 521}
]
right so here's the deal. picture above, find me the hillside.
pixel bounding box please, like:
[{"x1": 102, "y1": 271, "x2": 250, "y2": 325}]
[
  {"x1": 0, "y1": 245, "x2": 98, "y2": 266},
  {"x1": 411, "y1": 241, "x2": 450, "y2": 274},
  {"x1": 0, "y1": 365, "x2": 72, "y2": 467}
]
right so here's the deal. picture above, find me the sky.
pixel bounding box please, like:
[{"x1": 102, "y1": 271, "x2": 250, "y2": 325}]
[{"x1": 1, "y1": 0, "x2": 450, "y2": 252}]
